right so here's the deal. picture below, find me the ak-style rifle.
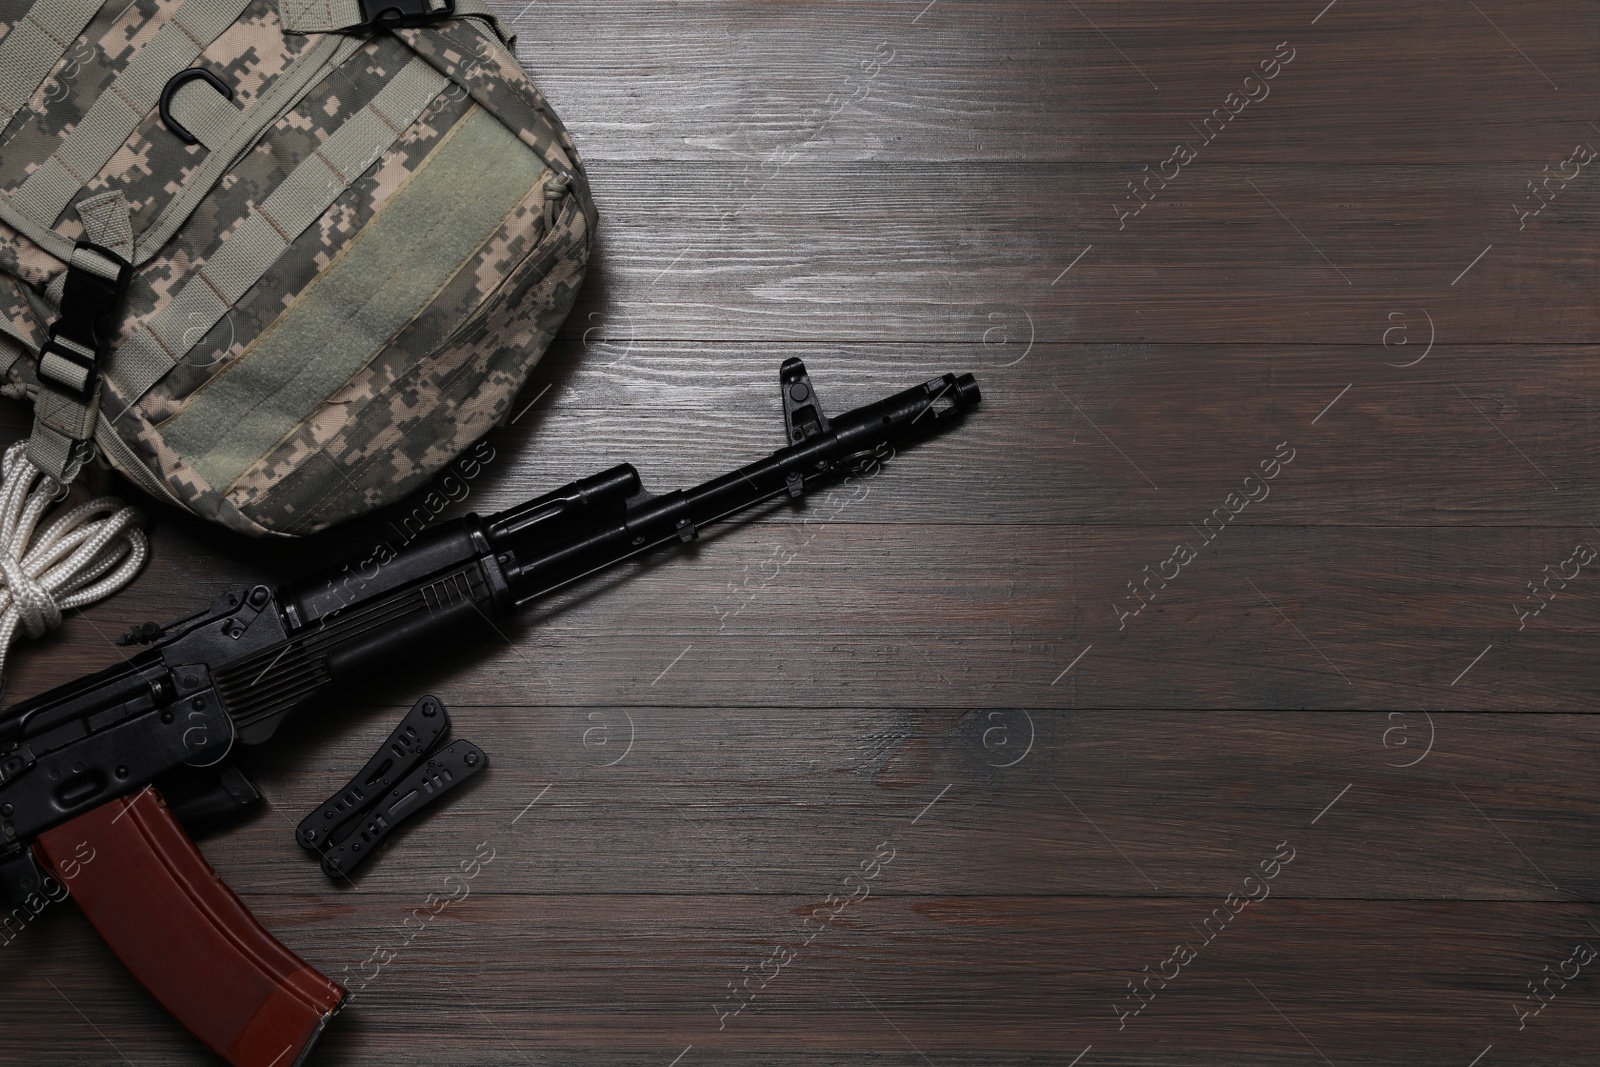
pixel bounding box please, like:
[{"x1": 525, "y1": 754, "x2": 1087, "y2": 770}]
[{"x1": 0, "y1": 359, "x2": 980, "y2": 1067}]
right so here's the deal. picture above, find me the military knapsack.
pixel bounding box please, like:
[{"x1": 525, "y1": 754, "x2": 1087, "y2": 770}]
[{"x1": 0, "y1": 0, "x2": 595, "y2": 538}]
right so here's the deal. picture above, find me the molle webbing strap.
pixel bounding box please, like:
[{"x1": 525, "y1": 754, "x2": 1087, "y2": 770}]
[
  {"x1": 275, "y1": 0, "x2": 364, "y2": 32},
  {"x1": 131, "y1": 29, "x2": 356, "y2": 266},
  {"x1": 161, "y1": 105, "x2": 543, "y2": 495},
  {"x1": 165, "y1": 75, "x2": 243, "y2": 151},
  {"x1": 9, "y1": 0, "x2": 255, "y2": 229},
  {"x1": 108, "y1": 57, "x2": 449, "y2": 411},
  {"x1": 0, "y1": 0, "x2": 107, "y2": 132}
]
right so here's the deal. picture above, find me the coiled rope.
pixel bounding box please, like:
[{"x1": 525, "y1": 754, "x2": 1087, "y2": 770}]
[{"x1": 0, "y1": 442, "x2": 147, "y2": 686}]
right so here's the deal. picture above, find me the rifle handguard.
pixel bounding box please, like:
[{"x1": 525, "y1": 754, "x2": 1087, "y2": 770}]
[{"x1": 36, "y1": 788, "x2": 344, "y2": 1067}]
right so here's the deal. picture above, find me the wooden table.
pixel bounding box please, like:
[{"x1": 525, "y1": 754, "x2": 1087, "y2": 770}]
[{"x1": 9, "y1": 1, "x2": 1599, "y2": 1064}]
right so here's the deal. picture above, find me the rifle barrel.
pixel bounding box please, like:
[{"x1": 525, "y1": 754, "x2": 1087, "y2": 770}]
[{"x1": 493, "y1": 371, "x2": 980, "y2": 605}]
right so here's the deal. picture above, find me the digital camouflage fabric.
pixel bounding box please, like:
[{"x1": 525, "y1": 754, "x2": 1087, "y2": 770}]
[{"x1": 0, "y1": 0, "x2": 594, "y2": 535}]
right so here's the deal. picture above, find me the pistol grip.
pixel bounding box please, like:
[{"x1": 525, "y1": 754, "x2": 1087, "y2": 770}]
[{"x1": 34, "y1": 786, "x2": 345, "y2": 1067}]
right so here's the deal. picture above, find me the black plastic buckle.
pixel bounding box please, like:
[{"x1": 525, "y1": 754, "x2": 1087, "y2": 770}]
[
  {"x1": 356, "y1": 0, "x2": 455, "y2": 30},
  {"x1": 59, "y1": 241, "x2": 133, "y2": 346},
  {"x1": 296, "y1": 695, "x2": 486, "y2": 878},
  {"x1": 39, "y1": 241, "x2": 132, "y2": 399}
]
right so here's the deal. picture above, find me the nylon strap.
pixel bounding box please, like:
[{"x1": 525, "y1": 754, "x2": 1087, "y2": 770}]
[
  {"x1": 277, "y1": 0, "x2": 452, "y2": 33},
  {"x1": 108, "y1": 57, "x2": 449, "y2": 412},
  {"x1": 452, "y1": 0, "x2": 510, "y2": 46},
  {"x1": 0, "y1": 0, "x2": 107, "y2": 132},
  {"x1": 277, "y1": 0, "x2": 363, "y2": 32},
  {"x1": 75, "y1": 190, "x2": 134, "y2": 261},
  {"x1": 131, "y1": 29, "x2": 353, "y2": 266},
  {"x1": 9, "y1": 0, "x2": 254, "y2": 229},
  {"x1": 38, "y1": 334, "x2": 95, "y2": 393},
  {"x1": 166, "y1": 74, "x2": 242, "y2": 151},
  {"x1": 27, "y1": 242, "x2": 131, "y2": 480}
]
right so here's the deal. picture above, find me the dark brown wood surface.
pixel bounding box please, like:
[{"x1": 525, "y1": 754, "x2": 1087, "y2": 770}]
[{"x1": 9, "y1": 1, "x2": 1600, "y2": 1064}]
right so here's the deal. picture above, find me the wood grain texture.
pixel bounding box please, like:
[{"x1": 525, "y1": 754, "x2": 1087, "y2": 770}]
[
  {"x1": 111, "y1": 710, "x2": 1600, "y2": 902},
  {"x1": 9, "y1": 0, "x2": 1600, "y2": 1065},
  {"x1": 514, "y1": 1, "x2": 1599, "y2": 164},
  {"x1": 570, "y1": 162, "x2": 1600, "y2": 343}
]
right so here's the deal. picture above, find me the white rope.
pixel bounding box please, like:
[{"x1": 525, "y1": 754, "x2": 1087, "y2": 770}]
[{"x1": 0, "y1": 441, "x2": 147, "y2": 687}]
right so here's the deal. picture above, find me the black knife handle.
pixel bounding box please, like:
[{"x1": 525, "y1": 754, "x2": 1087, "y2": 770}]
[
  {"x1": 296, "y1": 695, "x2": 449, "y2": 852},
  {"x1": 320, "y1": 739, "x2": 487, "y2": 878}
]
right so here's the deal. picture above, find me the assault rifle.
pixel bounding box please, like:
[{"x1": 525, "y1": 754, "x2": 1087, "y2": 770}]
[{"x1": 0, "y1": 359, "x2": 979, "y2": 1067}]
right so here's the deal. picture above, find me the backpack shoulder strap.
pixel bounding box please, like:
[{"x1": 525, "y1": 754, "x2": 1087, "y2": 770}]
[{"x1": 27, "y1": 239, "x2": 129, "y2": 481}]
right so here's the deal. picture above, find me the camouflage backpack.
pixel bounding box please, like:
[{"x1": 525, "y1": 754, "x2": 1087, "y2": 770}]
[{"x1": 0, "y1": 0, "x2": 595, "y2": 538}]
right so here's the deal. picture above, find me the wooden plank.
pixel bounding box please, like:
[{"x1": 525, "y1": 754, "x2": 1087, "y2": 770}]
[
  {"x1": 504, "y1": 0, "x2": 1598, "y2": 164},
  {"x1": 83, "y1": 709, "x2": 1600, "y2": 903},
  {"x1": 3, "y1": 0, "x2": 1595, "y2": 1063},
  {"x1": 8, "y1": 341, "x2": 1597, "y2": 539},
  {"x1": 7, "y1": 894, "x2": 1596, "y2": 1065},
  {"x1": 488, "y1": 339, "x2": 1600, "y2": 527},
  {"x1": 565, "y1": 162, "x2": 1600, "y2": 343},
  {"x1": 5, "y1": 523, "x2": 1597, "y2": 710}
]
